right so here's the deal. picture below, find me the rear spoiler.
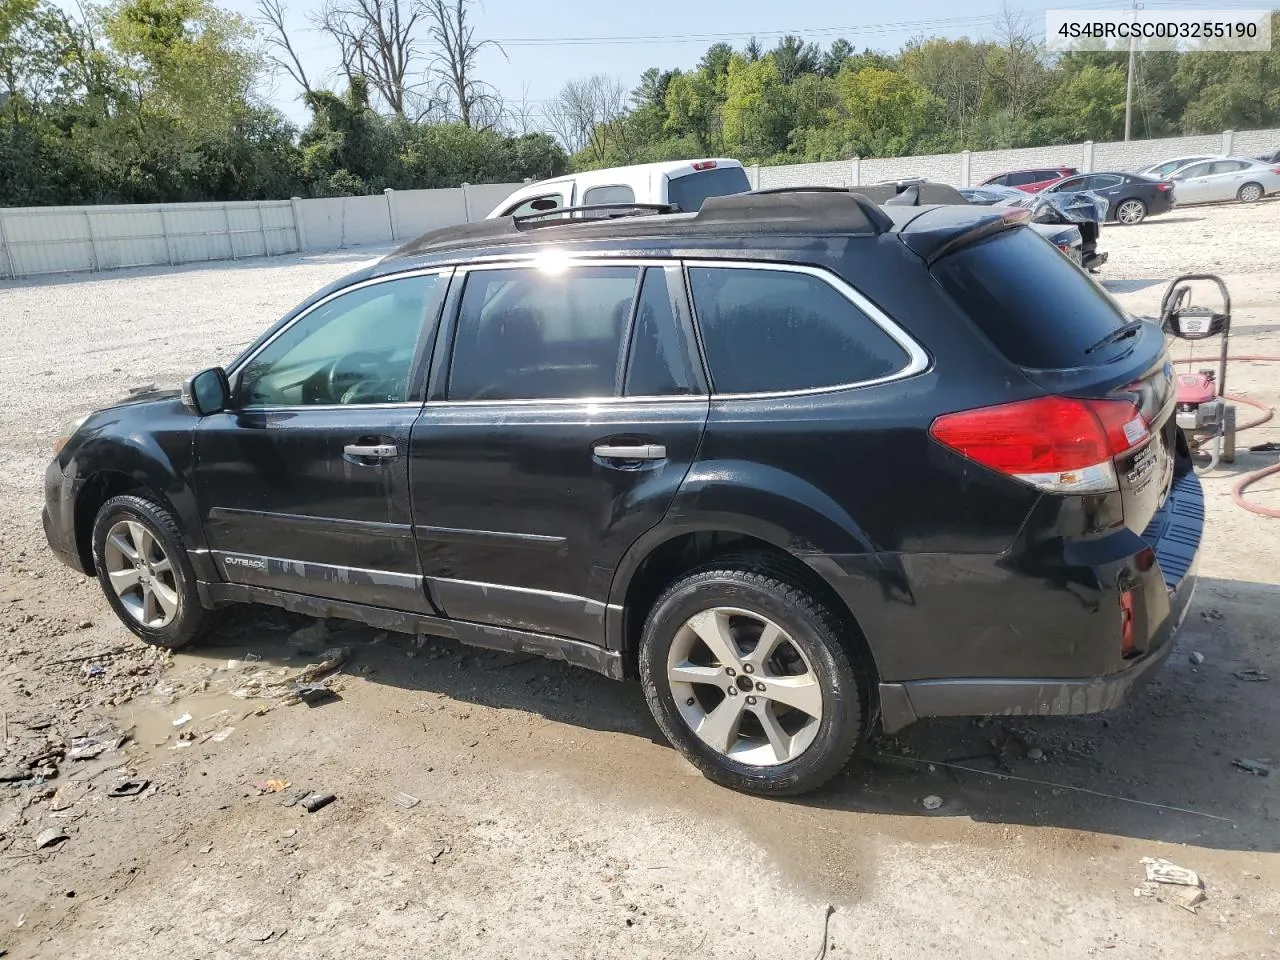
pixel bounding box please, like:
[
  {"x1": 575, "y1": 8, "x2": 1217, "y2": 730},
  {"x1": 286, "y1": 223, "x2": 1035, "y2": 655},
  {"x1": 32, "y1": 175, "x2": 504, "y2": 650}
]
[{"x1": 894, "y1": 206, "x2": 1032, "y2": 264}]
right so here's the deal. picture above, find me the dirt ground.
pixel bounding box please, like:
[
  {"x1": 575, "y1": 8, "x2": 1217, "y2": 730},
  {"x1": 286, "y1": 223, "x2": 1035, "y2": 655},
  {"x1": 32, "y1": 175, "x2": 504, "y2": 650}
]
[{"x1": 1, "y1": 202, "x2": 1278, "y2": 960}]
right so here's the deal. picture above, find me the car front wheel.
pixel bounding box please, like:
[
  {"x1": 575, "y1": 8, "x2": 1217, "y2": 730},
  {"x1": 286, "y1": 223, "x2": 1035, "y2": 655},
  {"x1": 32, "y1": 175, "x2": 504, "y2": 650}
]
[
  {"x1": 91, "y1": 493, "x2": 210, "y2": 649},
  {"x1": 1116, "y1": 198, "x2": 1148, "y2": 224},
  {"x1": 638, "y1": 559, "x2": 864, "y2": 796}
]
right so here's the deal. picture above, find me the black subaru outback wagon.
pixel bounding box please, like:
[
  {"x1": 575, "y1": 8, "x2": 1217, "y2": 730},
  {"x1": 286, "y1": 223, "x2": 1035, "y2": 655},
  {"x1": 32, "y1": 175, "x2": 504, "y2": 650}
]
[{"x1": 44, "y1": 190, "x2": 1203, "y2": 796}]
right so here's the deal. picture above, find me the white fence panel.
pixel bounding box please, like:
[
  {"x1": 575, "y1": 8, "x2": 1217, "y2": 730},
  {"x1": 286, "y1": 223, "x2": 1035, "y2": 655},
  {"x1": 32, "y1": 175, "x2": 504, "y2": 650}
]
[
  {"x1": 2, "y1": 207, "x2": 97, "y2": 276},
  {"x1": 388, "y1": 188, "x2": 469, "y2": 240}
]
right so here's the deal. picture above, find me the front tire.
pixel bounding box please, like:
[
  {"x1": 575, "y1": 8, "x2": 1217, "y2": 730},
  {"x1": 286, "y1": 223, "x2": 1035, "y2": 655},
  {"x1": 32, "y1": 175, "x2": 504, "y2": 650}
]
[
  {"x1": 1116, "y1": 198, "x2": 1147, "y2": 225},
  {"x1": 91, "y1": 494, "x2": 210, "y2": 649},
  {"x1": 1238, "y1": 182, "x2": 1264, "y2": 203},
  {"x1": 638, "y1": 560, "x2": 864, "y2": 796}
]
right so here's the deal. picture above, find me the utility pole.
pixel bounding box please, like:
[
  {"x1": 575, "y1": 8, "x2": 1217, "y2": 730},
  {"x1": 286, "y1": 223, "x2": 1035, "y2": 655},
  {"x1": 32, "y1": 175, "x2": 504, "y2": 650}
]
[{"x1": 1124, "y1": 0, "x2": 1141, "y2": 141}]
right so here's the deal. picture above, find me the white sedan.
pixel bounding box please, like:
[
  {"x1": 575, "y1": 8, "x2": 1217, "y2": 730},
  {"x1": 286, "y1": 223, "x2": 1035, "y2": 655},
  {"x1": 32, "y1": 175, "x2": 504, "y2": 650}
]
[{"x1": 1165, "y1": 157, "x2": 1280, "y2": 205}]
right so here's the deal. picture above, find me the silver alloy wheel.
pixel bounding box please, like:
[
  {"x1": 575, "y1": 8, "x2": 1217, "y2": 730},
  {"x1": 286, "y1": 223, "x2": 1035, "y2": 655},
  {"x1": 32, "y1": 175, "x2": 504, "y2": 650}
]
[
  {"x1": 1239, "y1": 183, "x2": 1263, "y2": 203},
  {"x1": 103, "y1": 519, "x2": 180, "y2": 628},
  {"x1": 667, "y1": 607, "x2": 824, "y2": 766},
  {"x1": 1117, "y1": 199, "x2": 1146, "y2": 224}
]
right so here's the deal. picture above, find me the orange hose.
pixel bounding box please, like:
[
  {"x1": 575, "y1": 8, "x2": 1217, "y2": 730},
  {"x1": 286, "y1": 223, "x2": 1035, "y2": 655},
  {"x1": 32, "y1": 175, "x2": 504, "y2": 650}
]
[{"x1": 1170, "y1": 355, "x2": 1279, "y2": 517}]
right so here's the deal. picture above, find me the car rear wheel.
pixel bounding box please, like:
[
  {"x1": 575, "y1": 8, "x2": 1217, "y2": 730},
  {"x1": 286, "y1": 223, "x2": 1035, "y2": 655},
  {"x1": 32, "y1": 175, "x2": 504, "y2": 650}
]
[
  {"x1": 1116, "y1": 198, "x2": 1147, "y2": 224},
  {"x1": 638, "y1": 559, "x2": 864, "y2": 796},
  {"x1": 91, "y1": 494, "x2": 210, "y2": 649},
  {"x1": 1237, "y1": 182, "x2": 1264, "y2": 203}
]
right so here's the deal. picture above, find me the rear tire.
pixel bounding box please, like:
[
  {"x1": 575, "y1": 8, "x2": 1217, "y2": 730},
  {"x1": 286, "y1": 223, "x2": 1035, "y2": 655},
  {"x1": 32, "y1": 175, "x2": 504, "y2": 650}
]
[
  {"x1": 638, "y1": 559, "x2": 864, "y2": 796},
  {"x1": 1116, "y1": 198, "x2": 1147, "y2": 225},
  {"x1": 91, "y1": 494, "x2": 210, "y2": 649},
  {"x1": 1237, "y1": 182, "x2": 1264, "y2": 203}
]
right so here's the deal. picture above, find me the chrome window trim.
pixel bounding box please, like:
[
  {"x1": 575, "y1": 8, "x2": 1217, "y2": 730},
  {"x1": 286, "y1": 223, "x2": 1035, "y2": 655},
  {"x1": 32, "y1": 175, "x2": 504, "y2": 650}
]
[
  {"x1": 682, "y1": 258, "x2": 932, "y2": 400},
  {"x1": 225, "y1": 266, "x2": 451, "y2": 412}
]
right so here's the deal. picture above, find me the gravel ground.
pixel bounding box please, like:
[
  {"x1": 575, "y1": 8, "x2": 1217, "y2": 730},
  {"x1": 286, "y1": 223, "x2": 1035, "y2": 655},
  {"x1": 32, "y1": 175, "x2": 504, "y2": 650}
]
[{"x1": 1, "y1": 204, "x2": 1278, "y2": 959}]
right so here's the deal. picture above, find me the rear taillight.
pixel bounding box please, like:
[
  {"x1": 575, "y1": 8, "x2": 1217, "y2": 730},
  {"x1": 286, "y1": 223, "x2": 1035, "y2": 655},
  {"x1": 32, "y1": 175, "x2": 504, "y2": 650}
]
[
  {"x1": 1272, "y1": 166, "x2": 1280, "y2": 175},
  {"x1": 1156, "y1": 183, "x2": 1173, "y2": 191},
  {"x1": 691, "y1": 161, "x2": 718, "y2": 171},
  {"x1": 929, "y1": 395, "x2": 1150, "y2": 494}
]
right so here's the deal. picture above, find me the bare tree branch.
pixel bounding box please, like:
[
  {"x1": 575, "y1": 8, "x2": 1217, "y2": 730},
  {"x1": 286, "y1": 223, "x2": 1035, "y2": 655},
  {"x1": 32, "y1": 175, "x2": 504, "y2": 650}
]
[
  {"x1": 418, "y1": 0, "x2": 504, "y2": 128},
  {"x1": 543, "y1": 74, "x2": 629, "y2": 164},
  {"x1": 312, "y1": 0, "x2": 419, "y2": 115},
  {"x1": 255, "y1": 0, "x2": 313, "y2": 98}
]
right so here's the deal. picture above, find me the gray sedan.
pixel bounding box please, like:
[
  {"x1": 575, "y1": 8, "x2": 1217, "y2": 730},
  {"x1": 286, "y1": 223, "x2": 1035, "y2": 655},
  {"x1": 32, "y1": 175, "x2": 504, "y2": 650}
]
[{"x1": 1165, "y1": 157, "x2": 1280, "y2": 204}]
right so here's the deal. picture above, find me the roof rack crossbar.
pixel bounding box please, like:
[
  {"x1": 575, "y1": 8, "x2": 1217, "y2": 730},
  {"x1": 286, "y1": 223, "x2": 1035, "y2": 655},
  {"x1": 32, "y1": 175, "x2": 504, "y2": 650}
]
[{"x1": 513, "y1": 202, "x2": 679, "y2": 229}]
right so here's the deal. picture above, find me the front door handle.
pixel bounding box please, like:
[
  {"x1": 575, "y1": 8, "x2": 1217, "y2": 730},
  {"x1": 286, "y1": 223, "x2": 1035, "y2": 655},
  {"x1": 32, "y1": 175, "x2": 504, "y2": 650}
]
[
  {"x1": 344, "y1": 443, "x2": 398, "y2": 460},
  {"x1": 593, "y1": 443, "x2": 666, "y2": 460}
]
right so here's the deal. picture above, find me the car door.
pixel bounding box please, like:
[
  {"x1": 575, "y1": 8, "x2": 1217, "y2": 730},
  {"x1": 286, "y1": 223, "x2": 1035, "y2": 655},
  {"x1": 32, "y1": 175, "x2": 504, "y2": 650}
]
[
  {"x1": 1205, "y1": 160, "x2": 1251, "y2": 200},
  {"x1": 1084, "y1": 173, "x2": 1125, "y2": 203},
  {"x1": 409, "y1": 259, "x2": 709, "y2": 645},
  {"x1": 195, "y1": 268, "x2": 449, "y2": 611},
  {"x1": 1171, "y1": 162, "x2": 1217, "y2": 203}
]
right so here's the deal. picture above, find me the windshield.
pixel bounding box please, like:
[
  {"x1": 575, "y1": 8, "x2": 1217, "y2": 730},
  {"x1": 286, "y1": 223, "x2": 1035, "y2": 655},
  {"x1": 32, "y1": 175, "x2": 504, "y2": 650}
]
[{"x1": 665, "y1": 167, "x2": 751, "y2": 212}]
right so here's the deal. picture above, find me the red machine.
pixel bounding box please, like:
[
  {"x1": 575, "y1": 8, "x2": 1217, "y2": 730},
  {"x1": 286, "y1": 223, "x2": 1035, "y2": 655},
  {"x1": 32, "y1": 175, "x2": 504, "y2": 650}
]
[{"x1": 1160, "y1": 273, "x2": 1236, "y2": 466}]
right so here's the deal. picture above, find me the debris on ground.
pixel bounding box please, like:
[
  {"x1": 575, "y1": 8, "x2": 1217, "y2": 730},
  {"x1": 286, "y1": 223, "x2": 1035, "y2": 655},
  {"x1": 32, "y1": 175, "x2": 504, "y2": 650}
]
[
  {"x1": 1232, "y1": 758, "x2": 1271, "y2": 776},
  {"x1": 300, "y1": 792, "x2": 335, "y2": 813},
  {"x1": 1200, "y1": 609, "x2": 1224, "y2": 621},
  {"x1": 35, "y1": 827, "x2": 68, "y2": 849},
  {"x1": 1026, "y1": 747, "x2": 1045, "y2": 761},
  {"x1": 922, "y1": 795, "x2": 943, "y2": 811},
  {"x1": 284, "y1": 682, "x2": 337, "y2": 707},
  {"x1": 1189, "y1": 651, "x2": 1206, "y2": 665},
  {"x1": 171, "y1": 713, "x2": 192, "y2": 728},
  {"x1": 231, "y1": 648, "x2": 349, "y2": 702},
  {"x1": 1233, "y1": 669, "x2": 1270, "y2": 682},
  {"x1": 426, "y1": 842, "x2": 448, "y2": 864},
  {"x1": 281, "y1": 788, "x2": 311, "y2": 808},
  {"x1": 1136, "y1": 857, "x2": 1207, "y2": 913},
  {"x1": 244, "y1": 928, "x2": 277, "y2": 943},
  {"x1": 209, "y1": 728, "x2": 236, "y2": 743},
  {"x1": 49, "y1": 781, "x2": 91, "y2": 811},
  {"x1": 108, "y1": 778, "x2": 149, "y2": 797},
  {"x1": 67, "y1": 728, "x2": 126, "y2": 760},
  {"x1": 391, "y1": 791, "x2": 420, "y2": 809}
]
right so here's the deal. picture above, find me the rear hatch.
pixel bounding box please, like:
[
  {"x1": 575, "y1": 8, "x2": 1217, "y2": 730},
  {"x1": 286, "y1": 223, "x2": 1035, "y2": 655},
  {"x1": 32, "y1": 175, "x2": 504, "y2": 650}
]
[
  {"x1": 929, "y1": 226, "x2": 1177, "y2": 534},
  {"x1": 664, "y1": 163, "x2": 751, "y2": 212}
]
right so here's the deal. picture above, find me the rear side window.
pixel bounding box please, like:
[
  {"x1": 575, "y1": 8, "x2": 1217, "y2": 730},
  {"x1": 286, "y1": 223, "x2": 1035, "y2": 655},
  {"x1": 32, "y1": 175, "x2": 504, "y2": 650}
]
[
  {"x1": 665, "y1": 166, "x2": 750, "y2": 212},
  {"x1": 687, "y1": 267, "x2": 911, "y2": 394},
  {"x1": 583, "y1": 184, "x2": 636, "y2": 205},
  {"x1": 625, "y1": 267, "x2": 699, "y2": 396},
  {"x1": 932, "y1": 228, "x2": 1130, "y2": 369},
  {"x1": 448, "y1": 266, "x2": 639, "y2": 401}
]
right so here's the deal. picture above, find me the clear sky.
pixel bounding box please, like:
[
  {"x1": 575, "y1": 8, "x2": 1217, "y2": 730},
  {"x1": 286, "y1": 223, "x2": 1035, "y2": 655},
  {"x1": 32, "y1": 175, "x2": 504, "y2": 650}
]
[{"x1": 204, "y1": 0, "x2": 1263, "y2": 126}]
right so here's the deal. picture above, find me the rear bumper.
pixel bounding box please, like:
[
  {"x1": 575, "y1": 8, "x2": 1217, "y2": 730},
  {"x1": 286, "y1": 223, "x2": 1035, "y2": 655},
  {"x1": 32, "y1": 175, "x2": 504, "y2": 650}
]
[{"x1": 878, "y1": 469, "x2": 1203, "y2": 733}]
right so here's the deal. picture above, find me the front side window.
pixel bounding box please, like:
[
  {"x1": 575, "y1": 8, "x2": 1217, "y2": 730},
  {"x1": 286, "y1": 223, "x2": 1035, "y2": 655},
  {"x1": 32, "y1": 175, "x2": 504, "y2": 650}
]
[
  {"x1": 448, "y1": 266, "x2": 640, "y2": 401},
  {"x1": 238, "y1": 274, "x2": 438, "y2": 407},
  {"x1": 503, "y1": 193, "x2": 565, "y2": 217},
  {"x1": 687, "y1": 266, "x2": 911, "y2": 394}
]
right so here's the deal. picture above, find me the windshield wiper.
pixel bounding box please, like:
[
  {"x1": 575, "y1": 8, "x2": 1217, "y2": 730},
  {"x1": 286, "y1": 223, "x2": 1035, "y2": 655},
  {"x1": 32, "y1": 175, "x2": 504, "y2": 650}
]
[{"x1": 1084, "y1": 318, "x2": 1147, "y2": 355}]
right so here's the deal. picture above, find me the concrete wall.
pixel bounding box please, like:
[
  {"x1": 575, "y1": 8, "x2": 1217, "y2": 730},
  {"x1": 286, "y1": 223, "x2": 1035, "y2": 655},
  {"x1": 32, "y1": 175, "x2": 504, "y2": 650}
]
[
  {"x1": 756, "y1": 127, "x2": 1280, "y2": 191},
  {"x1": 1, "y1": 184, "x2": 524, "y2": 280}
]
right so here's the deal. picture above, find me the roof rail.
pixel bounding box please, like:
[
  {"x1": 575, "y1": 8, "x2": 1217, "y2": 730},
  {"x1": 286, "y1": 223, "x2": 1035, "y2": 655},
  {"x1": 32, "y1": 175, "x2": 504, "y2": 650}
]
[
  {"x1": 514, "y1": 202, "x2": 678, "y2": 228},
  {"x1": 696, "y1": 188, "x2": 893, "y2": 234}
]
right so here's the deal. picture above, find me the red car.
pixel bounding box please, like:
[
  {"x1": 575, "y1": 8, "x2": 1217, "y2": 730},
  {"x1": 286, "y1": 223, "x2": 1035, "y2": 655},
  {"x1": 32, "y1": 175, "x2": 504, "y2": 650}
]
[{"x1": 980, "y1": 166, "x2": 1080, "y2": 193}]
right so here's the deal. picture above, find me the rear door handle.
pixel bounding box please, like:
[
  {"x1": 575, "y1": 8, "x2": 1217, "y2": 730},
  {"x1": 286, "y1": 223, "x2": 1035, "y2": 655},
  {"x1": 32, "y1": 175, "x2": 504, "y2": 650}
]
[
  {"x1": 593, "y1": 443, "x2": 667, "y2": 460},
  {"x1": 344, "y1": 443, "x2": 398, "y2": 460}
]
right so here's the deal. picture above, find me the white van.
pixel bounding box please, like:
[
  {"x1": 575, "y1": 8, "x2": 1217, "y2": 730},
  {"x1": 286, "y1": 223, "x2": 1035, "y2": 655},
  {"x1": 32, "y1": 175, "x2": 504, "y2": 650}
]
[{"x1": 485, "y1": 159, "x2": 751, "y2": 218}]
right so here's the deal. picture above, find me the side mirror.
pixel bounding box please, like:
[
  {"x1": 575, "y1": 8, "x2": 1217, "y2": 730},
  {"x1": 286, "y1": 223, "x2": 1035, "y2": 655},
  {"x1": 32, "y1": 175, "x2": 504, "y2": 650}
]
[{"x1": 182, "y1": 367, "x2": 230, "y2": 416}]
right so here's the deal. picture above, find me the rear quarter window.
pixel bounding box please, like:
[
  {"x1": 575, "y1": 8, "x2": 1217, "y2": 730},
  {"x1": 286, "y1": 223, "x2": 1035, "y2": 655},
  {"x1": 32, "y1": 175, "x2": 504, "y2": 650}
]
[{"x1": 931, "y1": 228, "x2": 1130, "y2": 369}]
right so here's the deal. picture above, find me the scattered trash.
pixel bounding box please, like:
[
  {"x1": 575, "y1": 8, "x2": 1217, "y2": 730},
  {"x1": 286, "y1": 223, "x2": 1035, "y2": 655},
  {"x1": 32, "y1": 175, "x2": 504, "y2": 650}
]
[
  {"x1": 35, "y1": 828, "x2": 68, "y2": 850},
  {"x1": 171, "y1": 713, "x2": 192, "y2": 728},
  {"x1": 68, "y1": 729, "x2": 125, "y2": 760},
  {"x1": 281, "y1": 788, "x2": 311, "y2": 808},
  {"x1": 922, "y1": 795, "x2": 943, "y2": 811},
  {"x1": 285, "y1": 682, "x2": 336, "y2": 707},
  {"x1": 244, "y1": 653, "x2": 263, "y2": 663},
  {"x1": 108, "y1": 778, "x2": 150, "y2": 798},
  {"x1": 1233, "y1": 758, "x2": 1271, "y2": 777},
  {"x1": 1199, "y1": 609, "x2": 1223, "y2": 621},
  {"x1": 233, "y1": 648, "x2": 349, "y2": 701},
  {"x1": 391, "y1": 792, "x2": 420, "y2": 810},
  {"x1": 82, "y1": 663, "x2": 105, "y2": 679},
  {"x1": 1141, "y1": 857, "x2": 1202, "y2": 888},
  {"x1": 300, "y1": 792, "x2": 335, "y2": 813},
  {"x1": 76, "y1": 619, "x2": 94, "y2": 629},
  {"x1": 209, "y1": 728, "x2": 236, "y2": 743},
  {"x1": 1026, "y1": 747, "x2": 1045, "y2": 761},
  {"x1": 282, "y1": 828, "x2": 297, "y2": 839},
  {"x1": 245, "y1": 929, "x2": 276, "y2": 943},
  {"x1": 1189, "y1": 651, "x2": 1205, "y2": 665},
  {"x1": 253, "y1": 779, "x2": 291, "y2": 794},
  {"x1": 1234, "y1": 669, "x2": 1270, "y2": 682}
]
